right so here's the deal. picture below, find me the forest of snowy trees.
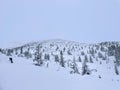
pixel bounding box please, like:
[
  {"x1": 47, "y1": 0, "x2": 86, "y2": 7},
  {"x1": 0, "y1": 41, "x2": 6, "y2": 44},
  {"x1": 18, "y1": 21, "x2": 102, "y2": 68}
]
[{"x1": 1, "y1": 40, "x2": 120, "y2": 75}]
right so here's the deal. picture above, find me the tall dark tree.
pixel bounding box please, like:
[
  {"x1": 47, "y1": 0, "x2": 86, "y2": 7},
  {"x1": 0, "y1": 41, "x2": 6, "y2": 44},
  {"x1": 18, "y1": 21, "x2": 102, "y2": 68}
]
[
  {"x1": 115, "y1": 64, "x2": 119, "y2": 75},
  {"x1": 20, "y1": 47, "x2": 23, "y2": 54},
  {"x1": 78, "y1": 56, "x2": 82, "y2": 62},
  {"x1": 82, "y1": 57, "x2": 90, "y2": 75},
  {"x1": 6, "y1": 49, "x2": 13, "y2": 56},
  {"x1": 34, "y1": 44, "x2": 43, "y2": 66},
  {"x1": 73, "y1": 57, "x2": 79, "y2": 74},
  {"x1": 100, "y1": 46, "x2": 105, "y2": 52},
  {"x1": 84, "y1": 55, "x2": 88, "y2": 62},
  {"x1": 44, "y1": 54, "x2": 50, "y2": 60},
  {"x1": 89, "y1": 47, "x2": 95, "y2": 56},
  {"x1": 0, "y1": 48, "x2": 1, "y2": 53},
  {"x1": 115, "y1": 46, "x2": 120, "y2": 65},
  {"x1": 55, "y1": 55, "x2": 59, "y2": 62},
  {"x1": 108, "y1": 45, "x2": 115, "y2": 56},
  {"x1": 60, "y1": 51, "x2": 65, "y2": 67},
  {"x1": 89, "y1": 56, "x2": 93, "y2": 63},
  {"x1": 24, "y1": 51, "x2": 32, "y2": 59}
]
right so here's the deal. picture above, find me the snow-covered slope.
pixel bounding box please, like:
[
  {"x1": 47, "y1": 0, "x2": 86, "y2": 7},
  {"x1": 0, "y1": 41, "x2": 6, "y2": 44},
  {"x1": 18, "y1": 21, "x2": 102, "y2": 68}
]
[
  {"x1": 2, "y1": 39, "x2": 120, "y2": 75},
  {"x1": 0, "y1": 53, "x2": 120, "y2": 90},
  {"x1": 0, "y1": 39, "x2": 120, "y2": 90}
]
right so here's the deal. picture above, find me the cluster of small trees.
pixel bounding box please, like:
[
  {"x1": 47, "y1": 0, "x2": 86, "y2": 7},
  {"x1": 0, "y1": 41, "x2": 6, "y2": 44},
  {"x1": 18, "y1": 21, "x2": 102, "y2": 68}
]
[
  {"x1": 24, "y1": 51, "x2": 32, "y2": 59},
  {"x1": 0, "y1": 48, "x2": 6, "y2": 54},
  {"x1": 6, "y1": 49, "x2": 13, "y2": 56},
  {"x1": 107, "y1": 43, "x2": 120, "y2": 75},
  {"x1": 4, "y1": 46, "x2": 33, "y2": 59},
  {"x1": 34, "y1": 44, "x2": 90, "y2": 75}
]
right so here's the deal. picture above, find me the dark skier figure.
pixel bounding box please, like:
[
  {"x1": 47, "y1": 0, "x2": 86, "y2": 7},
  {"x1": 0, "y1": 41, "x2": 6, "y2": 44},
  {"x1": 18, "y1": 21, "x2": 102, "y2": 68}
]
[{"x1": 9, "y1": 57, "x2": 13, "y2": 63}]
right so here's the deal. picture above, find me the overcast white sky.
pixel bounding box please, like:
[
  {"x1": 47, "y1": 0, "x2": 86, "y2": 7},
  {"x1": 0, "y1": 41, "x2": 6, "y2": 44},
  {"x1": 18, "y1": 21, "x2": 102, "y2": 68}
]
[{"x1": 0, "y1": 0, "x2": 120, "y2": 47}]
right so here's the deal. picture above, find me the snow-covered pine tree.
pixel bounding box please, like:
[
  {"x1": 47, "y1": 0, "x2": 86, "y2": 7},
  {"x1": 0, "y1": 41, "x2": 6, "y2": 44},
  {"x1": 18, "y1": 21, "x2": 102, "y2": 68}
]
[
  {"x1": 34, "y1": 44, "x2": 43, "y2": 66},
  {"x1": 115, "y1": 64, "x2": 119, "y2": 75},
  {"x1": 60, "y1": 51, "x2": 65, "y2": 67},
  {"x1": 55, "y1": 55, "x2": 59, "y2": 63},
  {"x1": 6, "y1": 49, "x2": 13, "y2": 56},
  {"x1": 67, "y1": 50, "x2": 72, "y2": 55},
  {"x1": 78, "y1": 56, "x2": 82, "y2": 62},
  {"x1": 115, "y1": 46, "x2": 120, "y2": 65},
  {"x1": 0, "y1": 48, "x2": 1, "y2": 53},
  {"x1": 84, "y1": 55, "x2": 88, "y2": 62},
  {"x1": 44, "y1": 54, "x2": 50, "y2": 60},
  {"x1": 89, "y1": 56, "x2": 93, "y2": 63},
  {"x1": 82, "y1": 56, "x2": 90, "y2": 75},
  {"x1": 24, "y1": 51, "x2": 32, "y2": 59},
  {"x1": 70, "y1": 57, "x2": 79, "y2": 74},
  {"x1": 20, "y1": 47, "x2": 23, "y2": 54}
]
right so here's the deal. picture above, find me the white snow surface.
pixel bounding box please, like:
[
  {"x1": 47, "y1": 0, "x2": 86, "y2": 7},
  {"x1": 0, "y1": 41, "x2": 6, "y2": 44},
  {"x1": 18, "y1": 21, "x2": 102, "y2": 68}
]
[{"x1": 0, "y1": 53, "x2": 120, "y2": 90}]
